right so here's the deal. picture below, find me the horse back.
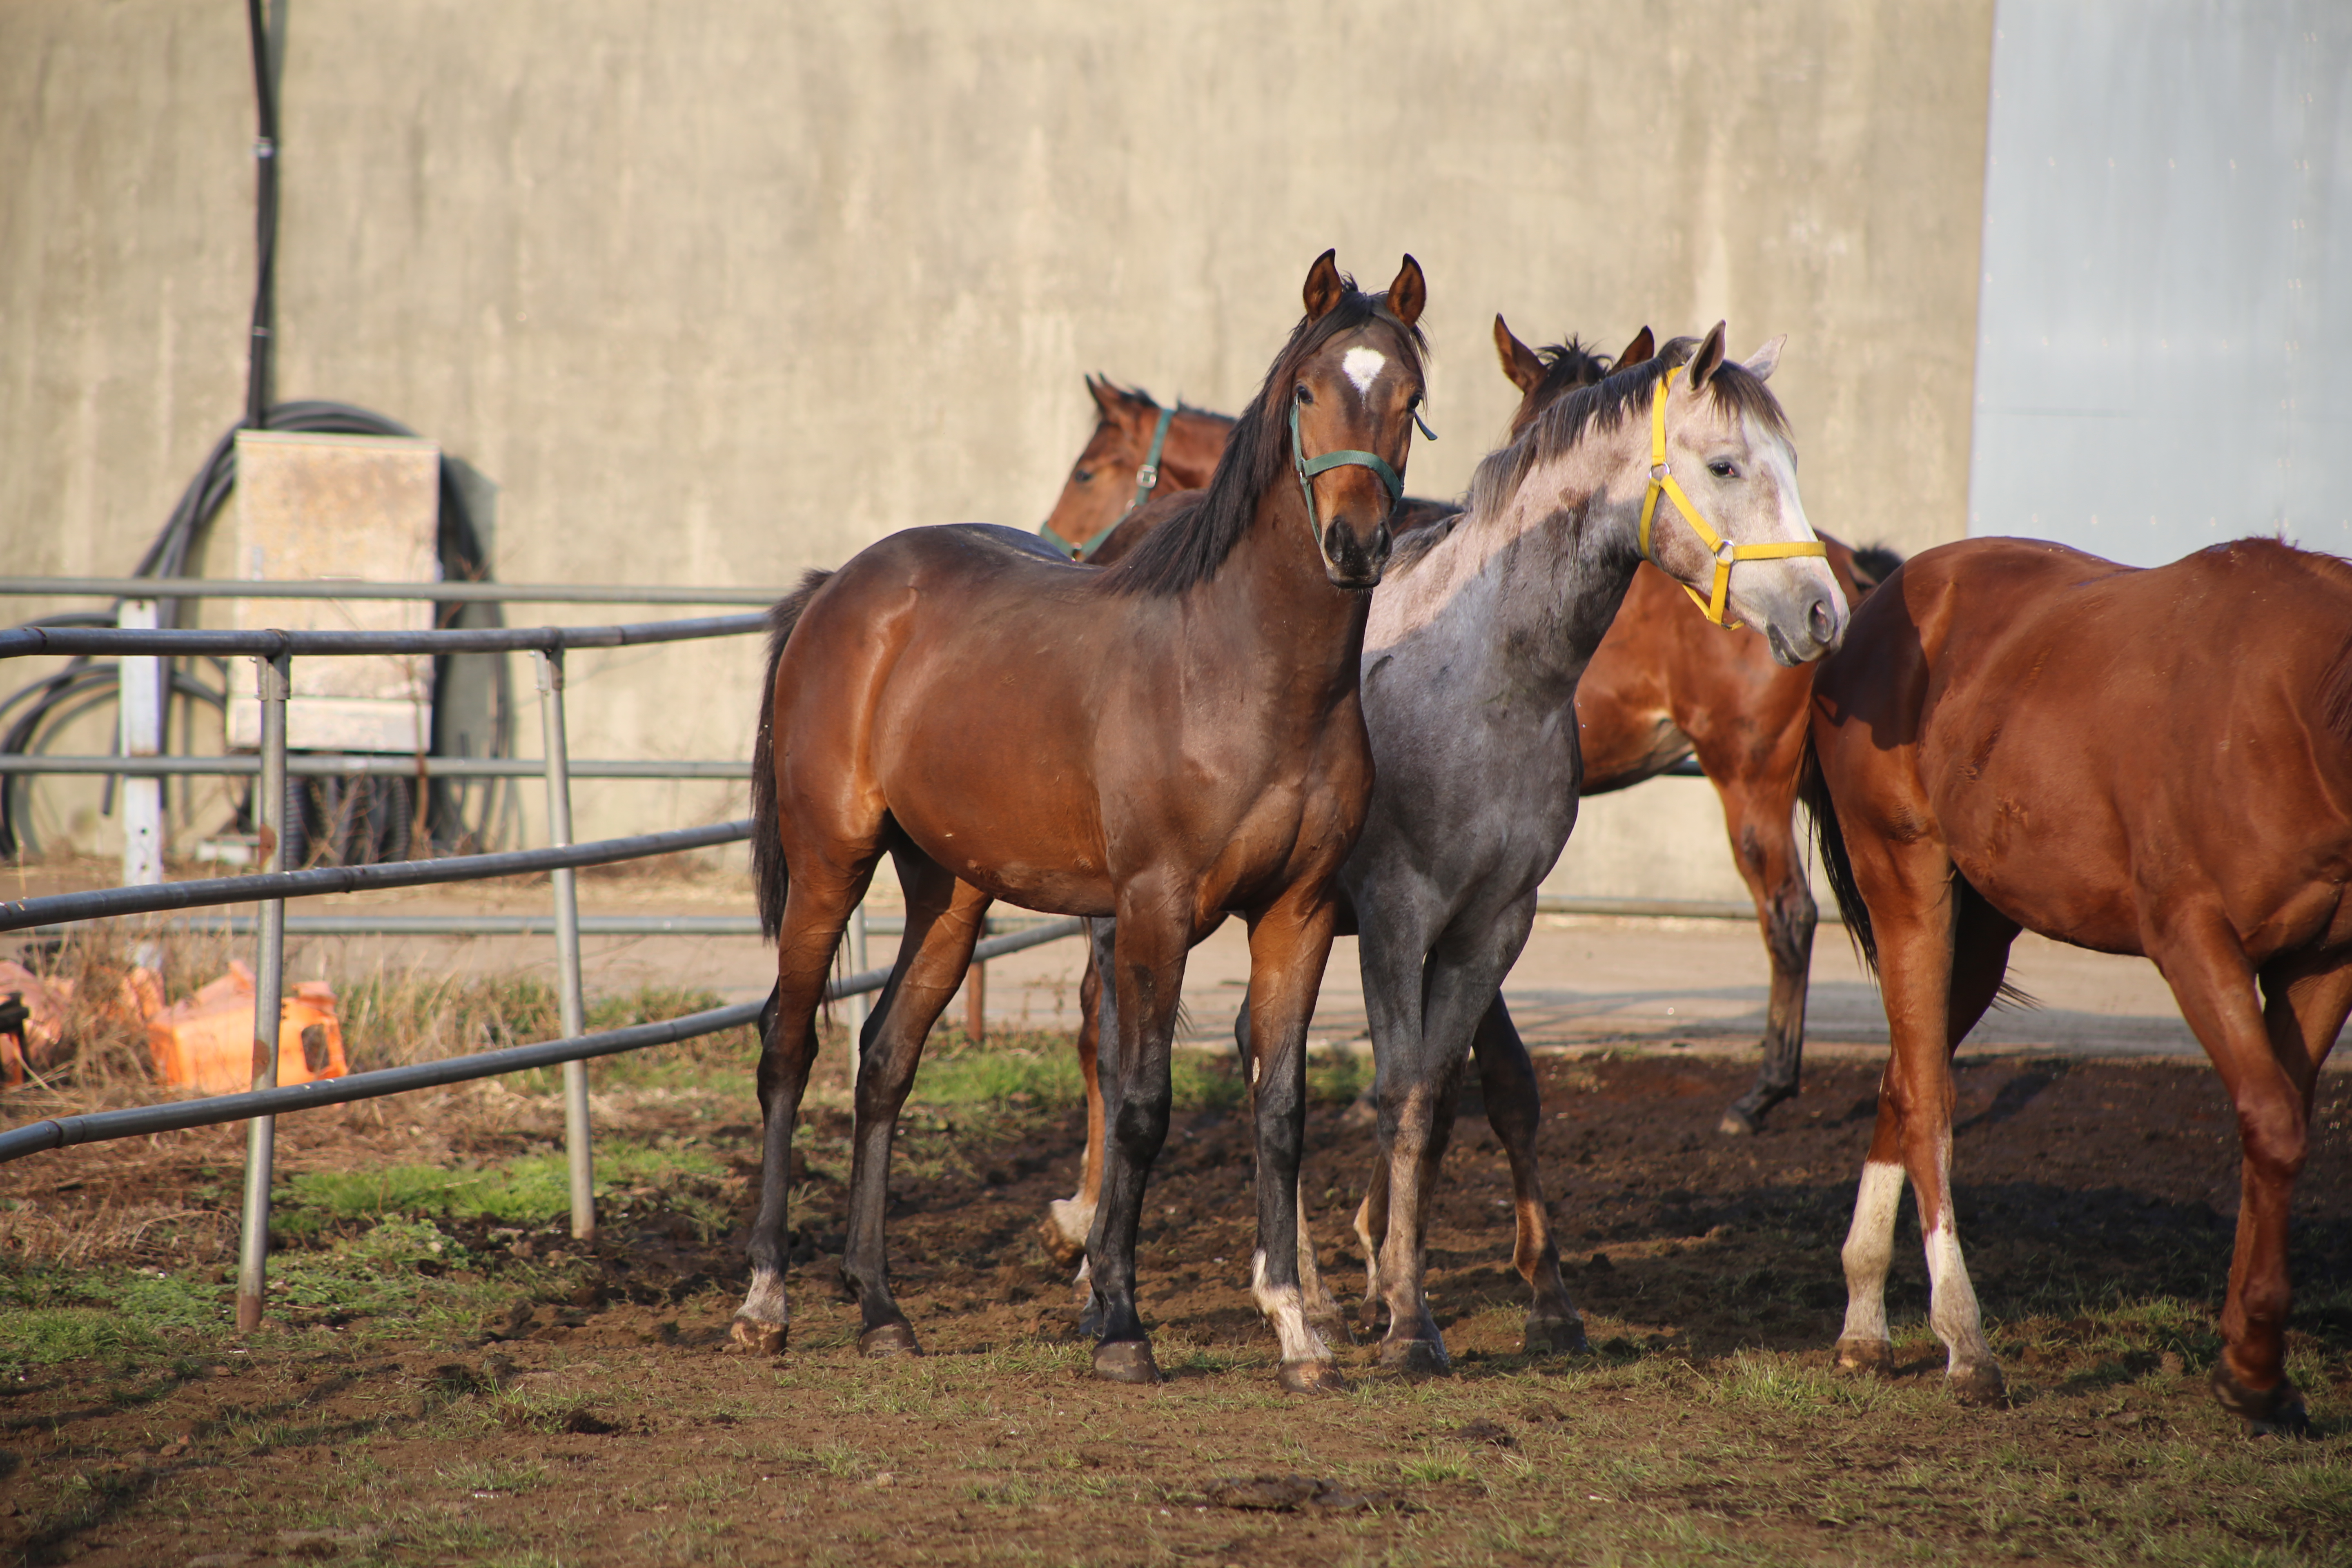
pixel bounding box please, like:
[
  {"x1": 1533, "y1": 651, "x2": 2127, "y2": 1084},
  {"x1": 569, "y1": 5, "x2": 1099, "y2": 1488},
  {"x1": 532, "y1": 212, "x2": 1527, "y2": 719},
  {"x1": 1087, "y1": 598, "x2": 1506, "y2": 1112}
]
[{"x1": 1817, "y1": 535, "x2": 2352, "y2": 959}]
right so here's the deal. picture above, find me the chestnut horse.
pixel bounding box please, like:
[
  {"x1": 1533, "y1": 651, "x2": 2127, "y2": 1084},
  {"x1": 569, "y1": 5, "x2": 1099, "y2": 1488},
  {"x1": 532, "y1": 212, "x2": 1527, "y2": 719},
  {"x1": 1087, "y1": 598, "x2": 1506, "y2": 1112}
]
[
  {"x1": 738, "y1": 253, "x2": 1429, "y2": 1392},
  {"x1": 1804, "y1": 536, "x2": 2352, "y2": 1432}
]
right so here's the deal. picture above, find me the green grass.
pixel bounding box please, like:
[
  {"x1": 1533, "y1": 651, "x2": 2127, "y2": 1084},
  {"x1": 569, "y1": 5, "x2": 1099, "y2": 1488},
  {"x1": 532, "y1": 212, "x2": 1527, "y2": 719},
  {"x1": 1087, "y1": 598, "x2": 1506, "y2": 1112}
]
[{"x1": 278, "y1": 1141, "x2": 725, "y2": 1229}]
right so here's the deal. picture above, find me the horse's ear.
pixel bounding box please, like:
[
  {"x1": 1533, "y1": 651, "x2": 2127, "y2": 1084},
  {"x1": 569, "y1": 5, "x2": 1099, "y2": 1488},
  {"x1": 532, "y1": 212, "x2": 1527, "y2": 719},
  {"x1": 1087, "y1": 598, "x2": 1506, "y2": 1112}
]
[
  {"x1": 1383, "y1": 255, "x2": 1426, "y2": 329},
  {"x1": 1744, "y1": 334, "x2": 1786, "y2": 382},
  {"x1": 1612, "y1": 326, "x2": 1656, "y2": 373},
  {"x1": 1686, "y1": 321, "x2": 1728, "y2": 389},
  {"x1": 1302, "y1": 249, "x2": 1344, "y2": 322},
  {"x1": 1087, "y1": 374, "x2": 1123, "y2": 415},
  {"x1": 1493, "y1": 314, "x2": 1546, "y2": 395}
]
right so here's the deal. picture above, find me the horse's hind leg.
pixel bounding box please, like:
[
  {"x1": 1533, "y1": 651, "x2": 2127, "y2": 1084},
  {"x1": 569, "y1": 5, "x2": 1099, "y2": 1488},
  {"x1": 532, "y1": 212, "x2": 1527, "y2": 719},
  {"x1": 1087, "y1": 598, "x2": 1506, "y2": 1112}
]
[
  {"x1": 840, "y1": 856, "x2": 990, "y2": 1356},
  {"x1": 1041, "y1": 924, "x2": 1111, "y2": 1270},
  {"x1": 1714, "y1": 766, "x2": 1818, "y2": 1136},
  {"x1": 1836, "y1": 878, "x2": 2018, "y2": 1379},
  {"x1": 735, "y1": 856, "x2": 874, "y2": 1356},
  {"x1": 1470, "y1": 996, "x2": 1586, "y2": 1353},
  {"x1": 2181, "y1": 933, "x2": 2350, "y2": 1433}
]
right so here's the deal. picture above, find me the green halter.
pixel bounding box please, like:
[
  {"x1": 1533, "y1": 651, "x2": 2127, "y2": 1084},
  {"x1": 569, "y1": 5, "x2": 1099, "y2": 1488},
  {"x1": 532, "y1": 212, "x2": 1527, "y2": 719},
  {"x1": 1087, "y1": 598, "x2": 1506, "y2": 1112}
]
[
  {"x1": 1043, "y1": 403, "x2": 1176, "y2": 562},
  {"x1": 1289, "y1": 399, "x2": 1407, "y2": 548}
]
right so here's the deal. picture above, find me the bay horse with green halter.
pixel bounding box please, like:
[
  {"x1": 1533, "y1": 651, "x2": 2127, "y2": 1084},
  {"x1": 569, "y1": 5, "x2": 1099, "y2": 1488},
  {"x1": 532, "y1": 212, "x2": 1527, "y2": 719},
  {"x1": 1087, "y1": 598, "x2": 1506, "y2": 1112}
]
[
  {"x1": 738, "y1": 252, "x2": 1429, "y2": 1392},
  {"x1": 1804, "y1": 535, "x2": 2352, "y2": 1432}
]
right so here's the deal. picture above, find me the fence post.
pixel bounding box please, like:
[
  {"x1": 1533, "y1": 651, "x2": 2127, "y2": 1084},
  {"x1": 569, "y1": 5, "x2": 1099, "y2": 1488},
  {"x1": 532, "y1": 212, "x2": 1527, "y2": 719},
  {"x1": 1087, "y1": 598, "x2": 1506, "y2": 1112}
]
[
  {"x1": 536, "y1": 648, "x2": 594, "y2": 1243},
  {"x1": 235, "y1": 648, "x2": 290, "y2": 1333},
  {"x1": 116, "y1": 601, "x2": 163, "y2": 895}
]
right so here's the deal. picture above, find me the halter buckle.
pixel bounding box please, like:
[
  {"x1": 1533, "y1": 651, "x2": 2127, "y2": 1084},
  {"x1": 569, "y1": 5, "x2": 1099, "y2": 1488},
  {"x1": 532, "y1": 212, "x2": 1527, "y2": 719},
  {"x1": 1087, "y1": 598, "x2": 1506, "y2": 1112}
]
[
  {"x1": 1714, "y1": 539, "x2": 1739, "y2": 566},
  {"x1": 1135, "y1": 463, "x2": 1159, "y2": 490},
  {"x1": 1650, "y1": 463, "x2": 1670, "y2": 482}
]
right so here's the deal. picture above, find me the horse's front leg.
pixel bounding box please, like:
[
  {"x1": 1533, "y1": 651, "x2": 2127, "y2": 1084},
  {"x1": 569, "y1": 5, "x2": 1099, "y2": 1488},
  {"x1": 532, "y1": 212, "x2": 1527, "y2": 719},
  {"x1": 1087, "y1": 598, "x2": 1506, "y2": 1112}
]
[
  {"x1": 1712, "y1": 764, "x2": 1817, "y2": 1136},
  {"x1": 1241, "y1": 894, "x2": 1348, "y2": 1392},
  {"x1": 1087, "y1": 900, "x2": 1189, "y2": 1384}
]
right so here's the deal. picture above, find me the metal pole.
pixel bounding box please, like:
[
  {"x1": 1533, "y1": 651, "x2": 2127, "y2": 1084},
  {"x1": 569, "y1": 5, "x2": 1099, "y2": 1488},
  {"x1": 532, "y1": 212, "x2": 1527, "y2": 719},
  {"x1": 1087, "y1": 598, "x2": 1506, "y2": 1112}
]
[
  {"x1": 235, "y1": 650, "x2": 290, "y2": 1332},
  {"x1": 537, "y1": 649, "x2": 594, "y2": 1242},
  {"x1": 116, "y1": 601, "x2": 164, "y2": 893}
]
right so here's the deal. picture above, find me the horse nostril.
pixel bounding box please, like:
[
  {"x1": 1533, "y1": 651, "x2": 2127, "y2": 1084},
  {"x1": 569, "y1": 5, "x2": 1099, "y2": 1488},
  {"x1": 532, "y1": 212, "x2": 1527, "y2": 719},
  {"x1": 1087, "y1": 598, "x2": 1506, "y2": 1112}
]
[
  {"x1": 1809, "y1": 598, "x2": 1836, "y2": 648},
  {"x1": 1371, "y1": 524, "x2": 1393, "y2": 565}
]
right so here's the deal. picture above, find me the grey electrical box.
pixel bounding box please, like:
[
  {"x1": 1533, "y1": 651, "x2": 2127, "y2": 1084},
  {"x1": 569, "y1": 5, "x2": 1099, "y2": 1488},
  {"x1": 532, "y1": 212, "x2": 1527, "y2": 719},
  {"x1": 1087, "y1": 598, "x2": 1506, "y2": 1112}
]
[{"x1": 224, "y1": 430, "x2": 441, "y2": 753}]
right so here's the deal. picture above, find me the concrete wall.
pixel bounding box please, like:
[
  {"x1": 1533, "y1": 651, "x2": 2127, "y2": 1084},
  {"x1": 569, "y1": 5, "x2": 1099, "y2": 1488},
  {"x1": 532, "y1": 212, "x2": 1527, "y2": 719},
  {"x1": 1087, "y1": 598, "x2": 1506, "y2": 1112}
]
[{"x1": 1, "y1": 0, "x2": 1995, "y2": 884}]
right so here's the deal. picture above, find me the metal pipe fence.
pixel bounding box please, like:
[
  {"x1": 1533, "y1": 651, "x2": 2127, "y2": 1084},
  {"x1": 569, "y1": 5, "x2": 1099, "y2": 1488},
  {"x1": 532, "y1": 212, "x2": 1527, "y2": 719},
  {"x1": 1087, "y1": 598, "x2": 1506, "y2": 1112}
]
[{"x1": 0, "y1": 582, "x2": 1091, "y2": 1333}]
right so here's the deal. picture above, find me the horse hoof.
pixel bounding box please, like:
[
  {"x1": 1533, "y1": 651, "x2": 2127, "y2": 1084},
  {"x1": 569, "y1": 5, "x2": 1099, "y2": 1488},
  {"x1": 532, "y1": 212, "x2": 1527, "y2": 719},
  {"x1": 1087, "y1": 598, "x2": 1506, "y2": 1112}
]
[
  {"x1": 1835, "y1": 1337, "x2": 1895, "y2": 1377},
  {"x1": 1093, "y1": 1339, "x2": 1162, "y2": 1385},
  {"x1": 1524, "y1": 1316, "x2": 1589, "y2": 1356},
  {"x1": 2211, "y1": 1363, "x2": 2310, "y2": 1437},
  {"x1": 1277, "y1": 1359, "x2": 1349, "y2": 1394},
  {"x1": 1717, "y1": 1107, "x2": 1760, "y2": 1137},
  {"x1": 858, "y1": 1322, "x2": 923, "y2": 1358},
  {"x1": 729, "y1": 1316, "x2": 787, "y2": 1357},
  {"x1": 1379, "y1": 1338, "x2": 1450, "y2": 1378},
  {"x1": 1948, "y1": 1362, "x2": 2008, "y2": 1408}
]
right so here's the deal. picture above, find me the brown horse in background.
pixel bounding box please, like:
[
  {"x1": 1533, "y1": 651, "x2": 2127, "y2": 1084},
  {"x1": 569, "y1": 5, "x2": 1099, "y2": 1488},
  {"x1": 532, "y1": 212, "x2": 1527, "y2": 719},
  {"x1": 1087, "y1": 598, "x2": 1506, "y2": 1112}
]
[
  {"x1": 739, "y1": 252, "x2": 1431, "y2": 1392},
  {"x1": 1804, "y1": 535, "x2": 2352, "y2": 1432}
]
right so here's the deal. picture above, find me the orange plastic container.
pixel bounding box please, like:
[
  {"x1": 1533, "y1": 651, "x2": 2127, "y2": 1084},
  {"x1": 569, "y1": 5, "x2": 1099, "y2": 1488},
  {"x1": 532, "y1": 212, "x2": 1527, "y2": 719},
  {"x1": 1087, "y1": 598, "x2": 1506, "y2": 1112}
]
[{"x1": 146, "y1": 962, "x2": 347, "y2": 1096}]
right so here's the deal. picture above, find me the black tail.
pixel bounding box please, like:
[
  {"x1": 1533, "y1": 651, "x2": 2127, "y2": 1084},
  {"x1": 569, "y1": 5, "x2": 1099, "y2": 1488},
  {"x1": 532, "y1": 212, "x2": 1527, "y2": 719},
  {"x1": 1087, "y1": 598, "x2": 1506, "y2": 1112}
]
[
  {"x1": 1846, "y1": 543, "x2": 1905, "y2": 596},
  {"x1": 1798, "y1": 733, "x2": 1878, "y2": 980},
  {"x1": 751, "y1": 569, "x2": 835, "y2": 940}
]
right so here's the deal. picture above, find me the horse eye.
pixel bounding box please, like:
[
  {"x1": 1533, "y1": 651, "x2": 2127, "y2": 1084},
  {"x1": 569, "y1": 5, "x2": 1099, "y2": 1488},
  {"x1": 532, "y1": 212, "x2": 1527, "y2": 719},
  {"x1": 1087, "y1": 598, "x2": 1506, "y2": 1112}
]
[
  {"x1": 1295, "y1": 383, "x2": 1314, "y2": 406},
  {"x1": 1707, "y1": 460, "x2": 1737, "y2": 480},
  {"x1": 1073, "y1": 468, "x2": 1093, "y2": 483}
]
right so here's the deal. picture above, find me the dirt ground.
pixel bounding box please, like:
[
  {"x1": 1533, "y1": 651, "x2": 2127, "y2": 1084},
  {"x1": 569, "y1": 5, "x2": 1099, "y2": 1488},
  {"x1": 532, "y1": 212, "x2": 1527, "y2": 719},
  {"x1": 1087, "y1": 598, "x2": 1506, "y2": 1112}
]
[{"x1": 2, "y1": 1042, "x2": 2349, "y2": 1567}]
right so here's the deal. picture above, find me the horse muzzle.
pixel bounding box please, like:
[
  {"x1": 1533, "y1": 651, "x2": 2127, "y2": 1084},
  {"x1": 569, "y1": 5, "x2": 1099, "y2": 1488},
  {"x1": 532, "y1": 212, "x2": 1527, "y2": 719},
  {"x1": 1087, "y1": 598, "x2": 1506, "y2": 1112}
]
[
  {"x1": 1321, "y1": 519, "x2": 1391, "y2": 590},
  {"x1": 1764, "y1": 590, "x2": 1847, "y2": 666}
]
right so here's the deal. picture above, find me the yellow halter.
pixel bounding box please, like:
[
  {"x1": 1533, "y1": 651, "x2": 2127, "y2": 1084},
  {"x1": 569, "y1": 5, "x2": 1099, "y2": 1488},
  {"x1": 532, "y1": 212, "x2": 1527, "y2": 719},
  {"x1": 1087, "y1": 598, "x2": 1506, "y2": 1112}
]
[{"x1": 1637, "y1": 365, "x2": 1826, "y2": 629}]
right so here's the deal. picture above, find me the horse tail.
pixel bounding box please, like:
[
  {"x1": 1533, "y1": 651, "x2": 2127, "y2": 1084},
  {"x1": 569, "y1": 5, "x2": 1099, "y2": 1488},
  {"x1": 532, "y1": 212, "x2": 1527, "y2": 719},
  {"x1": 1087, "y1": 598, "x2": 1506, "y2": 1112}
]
[
  {"x1": 751, "y1": 569, "x2": 835, "y2": 941},
  {"x1": 1797, "y1": 732, "x2": 1878, "y2": 980},
  {"x1": 1846, "y1": 543, "x2": 1905, "y2": 597}
]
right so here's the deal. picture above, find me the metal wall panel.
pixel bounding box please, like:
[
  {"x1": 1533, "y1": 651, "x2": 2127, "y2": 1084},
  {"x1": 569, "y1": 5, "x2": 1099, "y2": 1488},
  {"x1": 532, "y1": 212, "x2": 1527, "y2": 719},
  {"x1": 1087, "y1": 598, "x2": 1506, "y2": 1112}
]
[{"x1": 1968, "y1": 0, "x2": 2351, "y2": 565}]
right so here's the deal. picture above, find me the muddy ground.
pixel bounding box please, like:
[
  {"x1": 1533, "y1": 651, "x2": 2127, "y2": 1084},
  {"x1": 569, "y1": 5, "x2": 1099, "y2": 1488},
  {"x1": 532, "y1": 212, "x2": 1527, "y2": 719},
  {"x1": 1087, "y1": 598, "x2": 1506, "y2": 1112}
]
[{"x1": 2, "y1": 1046, "x2": 2349, "y2": 1566}]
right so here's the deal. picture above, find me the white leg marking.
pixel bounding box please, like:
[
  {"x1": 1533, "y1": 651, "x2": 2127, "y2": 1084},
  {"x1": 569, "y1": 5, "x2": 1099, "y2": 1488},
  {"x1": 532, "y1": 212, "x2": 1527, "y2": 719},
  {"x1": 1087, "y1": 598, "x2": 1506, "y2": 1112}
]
[
  {"x1": 1047, "y1": 1195, "x2": 1096, "y2": 1251},
  {"x1": 1922, "y1": 1221, "x2": 1995, "y2": 1370},
  {"x1": 739, "y1": 1266, "x2": 791, "y2": 1328},
  {"x1": 1838, "y1": 1160, "x2": 1904, "y2": 1346},
  {"x1": 1342, "y1": 346, "x2": 1387, "y2": 396},
  {"x1": 1251, "y1": 1250, "x2": 1334, "y2": 1365}
]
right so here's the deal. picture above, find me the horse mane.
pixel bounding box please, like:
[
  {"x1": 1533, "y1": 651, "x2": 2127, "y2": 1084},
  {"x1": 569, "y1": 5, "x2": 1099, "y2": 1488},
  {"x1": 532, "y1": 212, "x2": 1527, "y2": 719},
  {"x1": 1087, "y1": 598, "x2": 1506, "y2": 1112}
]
[
  {"x1": 1847, "y1": 544, "x2": 1905, "y2": 593},
  {"x1": 1461, "y1": 335, "x2": 1791, "y2": 528},
  {"x1": 1529, "y1": 336, "x2": 1613, "y2": 407},
  {"x1": 1104, "y1": 277, "x2": 1427, "y2": 598},
  {"x1": 1097, "y1": 379, "x2": 1224, "y2": 425}
]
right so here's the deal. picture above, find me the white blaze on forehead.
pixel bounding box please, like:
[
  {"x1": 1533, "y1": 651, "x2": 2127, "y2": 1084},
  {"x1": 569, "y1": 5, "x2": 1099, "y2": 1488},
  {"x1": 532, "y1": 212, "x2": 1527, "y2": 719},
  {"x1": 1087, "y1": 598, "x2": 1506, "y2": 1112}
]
[{"x1": 1342, "y1": 346, "x2": 1387, "y2": 396}]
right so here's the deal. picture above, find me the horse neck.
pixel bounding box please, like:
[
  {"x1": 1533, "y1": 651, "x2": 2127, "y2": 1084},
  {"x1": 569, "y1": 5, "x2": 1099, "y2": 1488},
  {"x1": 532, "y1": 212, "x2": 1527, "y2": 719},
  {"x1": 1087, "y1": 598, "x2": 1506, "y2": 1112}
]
[
  {"x1": 1368, "y1": 426, "x2": 1647, "y2": 705},
  {"x1": 1198, "y1": 488, "x2": 1370, "y2": 714},
  {"x1": 1163, "y1": 411, "x2": 1236, "y2": 490}
]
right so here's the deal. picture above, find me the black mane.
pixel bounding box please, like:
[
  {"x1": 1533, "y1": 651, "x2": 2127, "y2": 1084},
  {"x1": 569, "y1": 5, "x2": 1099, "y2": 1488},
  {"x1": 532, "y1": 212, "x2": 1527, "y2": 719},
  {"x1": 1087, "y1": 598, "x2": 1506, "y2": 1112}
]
[{"x1": 1105, "y1": 279, "x2": 1426, "y2": 597}]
